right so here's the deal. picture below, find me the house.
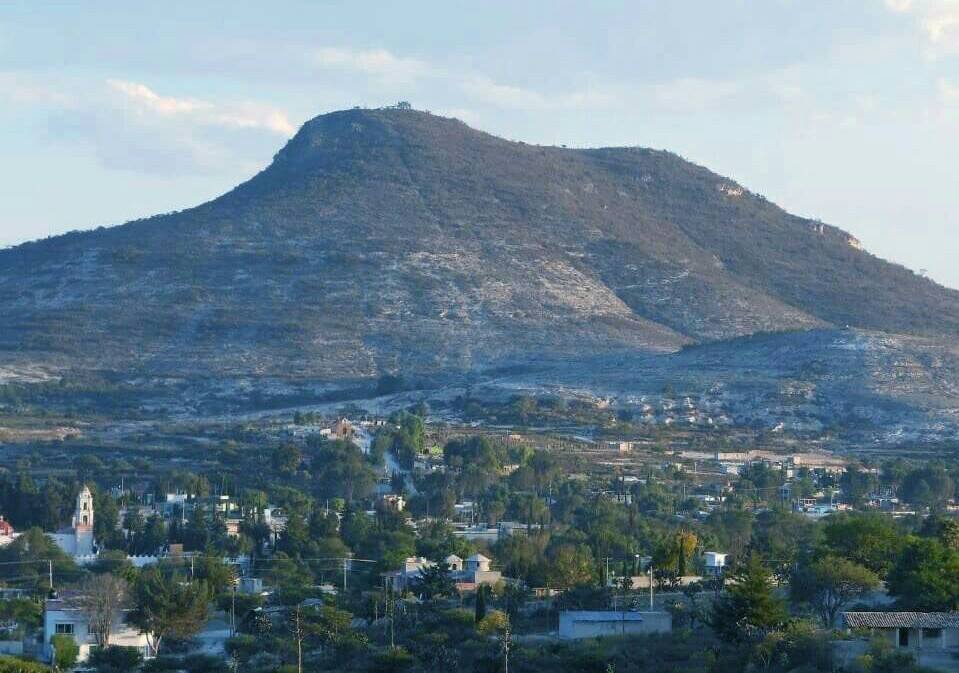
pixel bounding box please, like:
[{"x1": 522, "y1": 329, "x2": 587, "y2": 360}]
[
  {"x1": 238, "y1": 577, "x2": 264, "y2": 595},
  {"x1": 44, "y1": 592, "x2": 154, "y2": 663},
  {"x1": 453, "y1": 525, "x2": 499, "y2": 542},
  {"x1": 559, "y1": 611, "x2": 672, "y2": 639},
  {"x1": 704, "y1": 552, "x2": 728, "y2": 577},
  {"x1": 842, "y1": 612, "x2": 959, "y2": 670},
  {"x1": 384, "y1": 553, "x2": 503, "y2": 592},
  {"x1": 0, "y1": 517, "x2": 17, "y2": 547},
  {"x1": 378, "y1": 494, "x2": 406, "y2": 513},
  {"x1": 332, "y1": 418, "x2": 355, "y2": 440}
]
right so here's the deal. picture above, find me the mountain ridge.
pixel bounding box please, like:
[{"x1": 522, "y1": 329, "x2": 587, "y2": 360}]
[{"x1": 1, "y1": 107, "x2": 957, "y2": 432}]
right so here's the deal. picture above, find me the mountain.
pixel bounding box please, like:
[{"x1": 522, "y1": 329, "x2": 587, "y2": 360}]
[{"x1": 1, "y1": 107, "x2": 958, "y2": 439}]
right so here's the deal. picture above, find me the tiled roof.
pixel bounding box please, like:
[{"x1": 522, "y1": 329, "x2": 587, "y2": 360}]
[{"x1": 843, "y1": 612, "x2": 959, "y2": 629}]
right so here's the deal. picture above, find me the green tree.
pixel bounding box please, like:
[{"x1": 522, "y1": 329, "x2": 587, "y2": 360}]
[
  {"x1": 0, "y1": 528, "x2": 78, "y2": 590},
  {"x1": 271, "y1": 443, "x2": 302, "y2": 475},
  {"x1": 549, "y1": 545, "x2": 595, "y2": 588},
  {"x1": 840, "y1": 467, "x2": 878, "y2": 508},
  {"x1": 475, "y1": 585, "x2": 488, "y2": 623},
  {"x1": 710, "y1": 554, "x2": 788, "y2": 642},
  {"x1": 901, "y1": 465, "x2": 955, "y2": 510},
  {"x1": 51, "y1": 634, "x2": 78, "y2": 671},
  {"x1": 313, "y1": 440, "x2": 376, "y2": 503},
  {"x1": 821, "y1": 512, "x2": 902, "y2": 576},
  {"x1": 791, "y1": 556, "x2": 879, "y2": 627},
  {"x1": 887, "y1": 537, "x2": 959, "y2": 611},
  {"x1": 413, "y1": 562, "x2": 455, "y2": 600},
  {"x1": 129, "y1": 567, "x2": 210, "y2": 654}
]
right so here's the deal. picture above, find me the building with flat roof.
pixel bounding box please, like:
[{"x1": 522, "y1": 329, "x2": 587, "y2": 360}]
[{"x1": 559, "y1": 611, "x2": 672, "y2": 639}]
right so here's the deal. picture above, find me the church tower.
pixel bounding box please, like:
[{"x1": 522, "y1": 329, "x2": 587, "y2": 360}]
[{"x1": 73, "y1": 485, "x2": 94, "y2": 535}]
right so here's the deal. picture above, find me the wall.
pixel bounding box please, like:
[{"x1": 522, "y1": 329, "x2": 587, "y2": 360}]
[{"x1": 559, "y1": 611, "x2": 672, "y2": 640}]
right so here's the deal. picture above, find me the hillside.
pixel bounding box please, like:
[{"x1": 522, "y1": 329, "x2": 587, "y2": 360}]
[{"x1": 1, "y1": 107, "x2": 958, "y2": 437}]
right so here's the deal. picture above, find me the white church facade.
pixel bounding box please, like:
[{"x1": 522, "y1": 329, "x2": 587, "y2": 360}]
[{"x1": 50, "y1": 486, "x2": 97, "y2": 558}]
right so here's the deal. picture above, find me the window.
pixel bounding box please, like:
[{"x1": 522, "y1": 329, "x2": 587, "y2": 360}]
[
  {"x1": 922, "y1": 628, "x2": 942, "y2": 640},
  {"x1": 899, "y1": 628, "x2": 910, "y2": 648},
  {"x1": 55, "y1": 623, "x2": 74, "y2": 635}
]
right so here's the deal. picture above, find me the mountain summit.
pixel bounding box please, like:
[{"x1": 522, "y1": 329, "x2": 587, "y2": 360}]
[{"x1": 1, "y1": 107, "x2": 957, "y2": 402}]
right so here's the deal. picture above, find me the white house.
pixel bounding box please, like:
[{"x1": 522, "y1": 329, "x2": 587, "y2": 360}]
[
  {"x1": 704, "y1": 552, "x2": 728, "y2": 577},
  {"x1": 559, "y1": 611, "x2": 672, "y2": 639},
  {"x1": 44, "y1": 592, "x2": 153, "y2": 663},
  {"x1": 384, "y1": 553, "x2": 503, "y2": 592}
]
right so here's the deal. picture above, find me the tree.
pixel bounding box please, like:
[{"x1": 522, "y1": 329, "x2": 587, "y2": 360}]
[
  {"x1": 412, "y1": 562, "x2": 455, "y2": 600},
  {"x1": 313, "y1": 441, "x2": 376, "y2": 503},
  {"x1": 88, "y1": 646, "x2": 142, "y2": 673},
  {"x1": 840, "y1": 467, "x2": 878, "y2": 507},
  {"x1": 887, "y1": 537, "x2": 959, "y2": 611},
  {"x1": 475, "y1": 585, "x2": 488, "y2": 623},
  {"x1": 791, "y1": 556, "x2": 879, "y2": 627},
  {"x1": 51, "y1": 634, "x2": 78, "y2": 671},
  {"x1": 710, "y1": 554, "x2": 788, "y2": 642},
  {"x1": 477, "y1": 609, "x2": 508, "y2": 636},
  {"x1": 548, "y1": 545, "x2": 595, "y2": 588},
  {"x1": 272, "y1": 443, "x2": 302, "y2": 476},
  {"x1": 309, "y1": 604, "x2": 354, "y2": 650},
  {"x1": 129, "y1": 567, "x2": 210, "y2": 654},
  {"x1": 193, "y1": 554, "x2": 237, "y2": 598},
  {"x1": 821, "y1": 512, "x2": 902, "y2": 576},
  {"x1": 78, "y1": 574, "x2": 128, "y2": 648},
  {"x1": 653, "y1": 530, "x2": 698, "y2": 577},
  {"x1": 901, "y1": 466, "x2": 955, "y2": 510},
  {"x1": 0, "y1": 528, "x2": 78, "y2": 590}
]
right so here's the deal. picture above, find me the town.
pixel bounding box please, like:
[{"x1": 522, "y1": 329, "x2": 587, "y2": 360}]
[{"x1": 0, "y1": 400, "x2": 957, "y2": 673}]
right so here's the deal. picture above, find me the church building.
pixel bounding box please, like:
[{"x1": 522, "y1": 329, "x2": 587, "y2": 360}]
[{"x1": 50, "y1": 486, "x2": 97, "y2": 558}]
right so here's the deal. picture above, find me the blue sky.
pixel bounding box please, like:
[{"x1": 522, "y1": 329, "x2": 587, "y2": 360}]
[{"x1": 2, "y1": 1, "x2": 958, "y2": 287}]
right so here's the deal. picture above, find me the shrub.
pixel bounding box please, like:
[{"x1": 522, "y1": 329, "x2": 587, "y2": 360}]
[{"x1": 51, "y1": 635, "x2": 78, "y2": 671}]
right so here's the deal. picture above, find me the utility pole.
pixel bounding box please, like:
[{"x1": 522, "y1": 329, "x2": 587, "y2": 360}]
[
  {"x1": 48, "y1": 560, "x2": 53, "y2": 592},
  {"x1": 293, "y1": 606, "x2": 303, "y2": 673},
  {"x1": 388, "y1": 579, "x2": 396, "y2": 650},
  {"x1": 649, "y1": 564, "x2": 654, "y2": 611},
  {"x1": 502, "y1": 617, "x2": 511, "y2": 673},
  {"x1": 343, "y1": 557, "x2": 348, "y2": 591}
]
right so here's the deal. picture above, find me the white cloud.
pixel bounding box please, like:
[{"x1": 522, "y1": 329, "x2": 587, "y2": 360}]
[
  {"x1": 312, "y1": 47, "x2": 433, "y2": 84},
  {"x1": 938, "y1": 77, "x2": 959, "y2": 108},
  {"x1": 107, "y1": 79, "x2": 295, "y2": 135},
  {"x1": 885, "y1": 0, "x2": 915, "y2": 11},
  {"x1": 884, "y1": 0, "x2": 959, "y2": 58},
  {"x1": 2, "y1": 73, "x2": 297, "y2": 175},
  {"x1": 0, "y1": 71, "x2": 75, "y2": 107},
  {"x1": 461, "y1": 76, "x2": 617, "y2": 111},
  {"x1": 651, "y1": 77, "x2": 742, "y2": 112}
]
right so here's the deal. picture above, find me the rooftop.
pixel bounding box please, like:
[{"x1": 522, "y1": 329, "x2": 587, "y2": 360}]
[{"x1": 843, "y1": 612, "x2": 959, "y2": 629}]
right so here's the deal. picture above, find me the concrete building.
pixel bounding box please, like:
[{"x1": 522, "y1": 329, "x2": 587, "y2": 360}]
[
  {"x1": 842, "y1": 612, "x2": 959, "y2": 671},
  {"x1": 0, "y1": 517, "x2": 17, "y2": 547},
  {"x1": 384, "y1": 553, "x2": 503, "y2": 592},
  {"x1": 559, "y1": 611, "x2": 672, "y2": 639},
  {"x1": 44, "y1": 592, "x2": 153, "y2": 663},
  {"x1": 704, "y1": 552, "x2": 728, "y2": 577}
]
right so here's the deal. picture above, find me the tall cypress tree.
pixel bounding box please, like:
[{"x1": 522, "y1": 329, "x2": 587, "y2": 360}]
[{"x1": 475, "y1": 585, "x2": 487, "y2": 623}]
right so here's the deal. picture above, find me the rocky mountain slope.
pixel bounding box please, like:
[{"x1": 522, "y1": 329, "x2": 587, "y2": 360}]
[{"x1": 1, "y1": 107, "x2": 957, "y2": 439}]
